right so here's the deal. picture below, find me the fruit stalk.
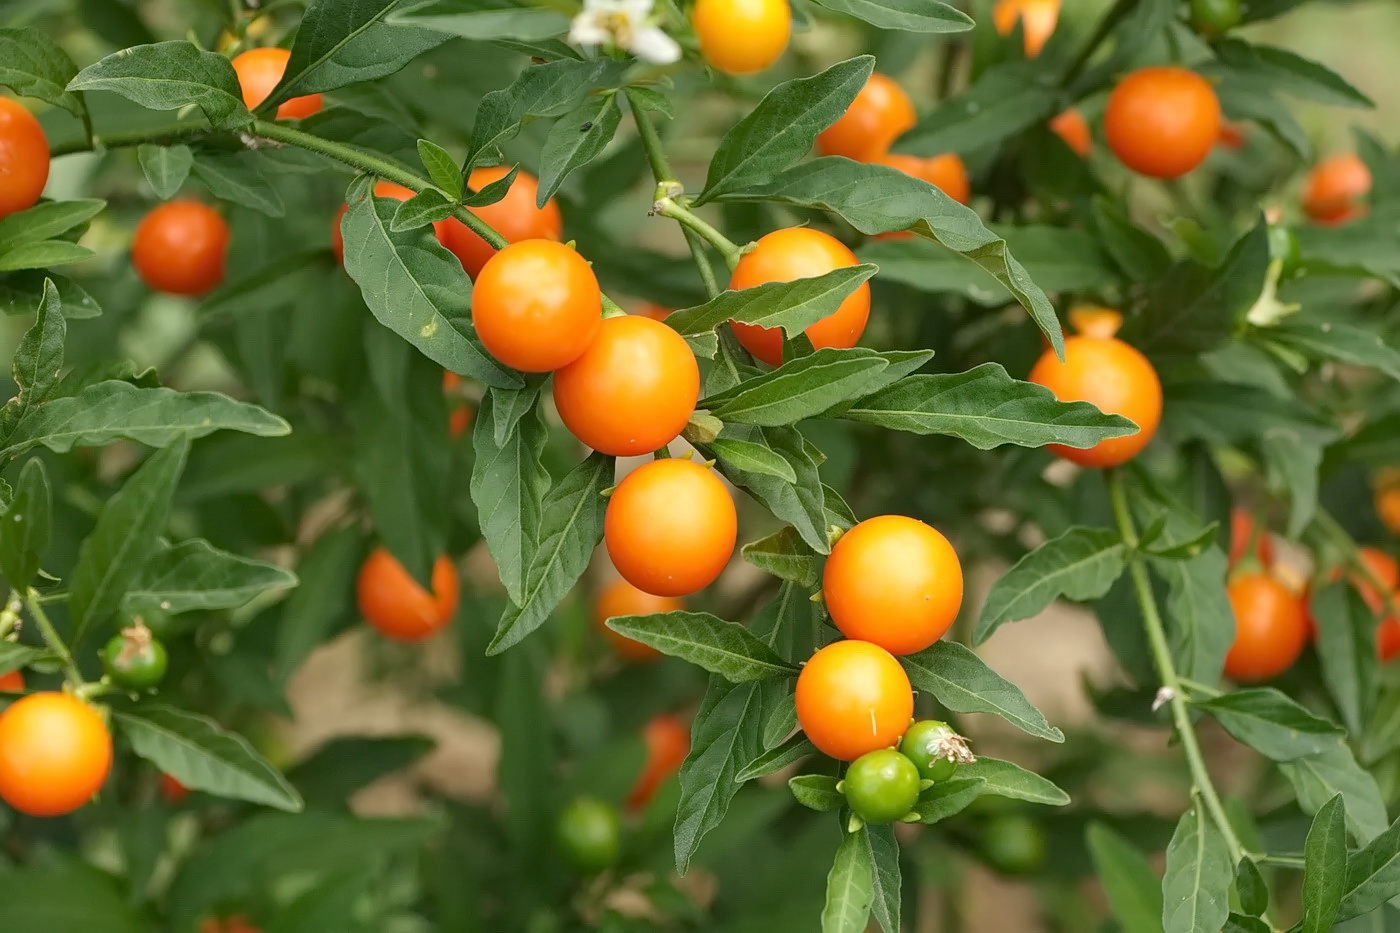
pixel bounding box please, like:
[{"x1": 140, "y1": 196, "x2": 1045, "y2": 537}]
[{"x1": 22, "y1": 588, "x2": 81, "y2": 685}]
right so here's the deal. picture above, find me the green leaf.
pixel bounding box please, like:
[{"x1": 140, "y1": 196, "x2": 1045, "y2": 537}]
[
  {"x1": 1280, "y1": 741, "x2": 1389, "y2": 844},
  {"x1": 1267, "y1": 321, "x2": 1400, "y2": 381},
  {"x1": 667, "y1": 264, "x2": 877, "y2": 339},
  {"x1": 723, "y1": 158, "x2": 1064, "y2": 352},
  {"x1": 1212, "y1": 39, "x2": 1373, "y2": 108},
  {"x1": 736, "y1": 734, "x2": 816, "y2": 782},
  {"x1": 698, "y1": 56, "x2": 874, "y2": 204},
  {"x1": 470, "y1": 389, "x2": 550, "y2": 604},
  {"x1": 0, "y1": 642, "x2": 51, "y2": 679},
  {"x1": 0, "y1": 239, "x2": 95, "y2": 271},
  {"x1": 1152, "y1": 548, "x2": 1235, "y2": 684},
  {"x1": 0, "y1": 271, "x2": 100, "y2": 320},
  {"x1": 275, "y1": 0, "x2": 448, "y2": 102},
  {"x1": 809, "y1": 0, "x2": 970, "y2": 31},
  {"x1": 1195, "y1": 688, "x2": 1344, "y2": 761},
  {"x1": 861, "y1": 824, "x2": 901, "y2": 933},
  {"x1": 848, "y1": 364, "x2": 1133, "y2": 451},
  {"x1": 704, "y1": 424, "x2": 829, "y2": 552},
  {"x1": 1235, "y1": 857, "x2": 1268, "y2": 918},
  {"x1": 466, "y1": 59, "x2": 624, "y2": 168},
  {"x1": 417, "y1": 138, "x2": 464, "y2": 199},
  {"x1": 1302, "y1": 795, "x2": 1348, "y2": 933},
  {"x1": 741, "y1": 526, "x2": 820, "y2": 587},
  {"x1": 976, "y1": 526, "x2": 1126, "y2": 643},
  {"x1": 958, "y1": 757, "x2": 1069, "y2": 806},
  {"x1": 3, "y1": 382, "x2": 289, "y2": 459},
  {"x1": 286, "y1": 735, "x2": 436, "y2": 808},
  {"x1": 705, "y1": 348, "x2": 918, "y2": 426},
  {"x1": 275, "y1": 526, "x2": 360, "y2": 680},
  {"x1": 488, "y1": 452, "x2": 612, "y2": 654},
  {"x1": 339, "y1": 176, "x2": 519, "y2": 387},
  {"x1": 606, "y1": 611, "x2": 799, "y2": 682},
  {"x1": 710, "y1": 437, "x2": 798, "y2": 483},
  {"x1": 0, "y1": 459, "x2": 51, "y2": 592},
  {"x1": 1091, "y1": 195, "x2": 1172, "y2": 283},
  {"x1": 190, "y1": 152, "x2": 284, "y2": 217},
  {"x1": 896, "y1": 61, "x2": 1054, "y2": 156},
  {"x1": 137, "y1": 145, "x2": 193, "y2": 199},
  {"x1": 1087, "y1": 823, "x2": 1165, "y2": 933},
  {"x1": 0, "y1": 278, "x2": 65, "y2": 443},
  {"x1": 0, "y1": 27, "x2": 86, "y2": 116},
  {"x1": 1338, "y1": 812, "x2": 1400, "y2": 920},
  {"x1": 0, "y1": 861, "x2": 147, "y2": 932},
  {"x1": 901, "y1": 641, "x2": 1064, "y2": 742},
  {"x1": 538, "y1": 93, "x2": 623, "y2": 205},
  {"x1": 68, "y1": 439, "x2": 190, "y2": 646},
  {"x1": 822, "y1": 829, "x2": 874, "y2": 933},
  {"x1": 1162, "y1": 801, "x2": 1232, "y2": 933},
  {"x1": 1163, "y1": 379, "x2": 1338, "y2": 448},
  {"x1": 115, "y1": 706, "x2": 302, "y2": 811},
  {"x1": 67, "y1": 40, "x2": 251, "y2": 129},
  {"x1": 790, "y1": 773, "x2": 844, "y2": 812},
  {"x1": 122, "y1": 538, "x2": 297, "y2": 614},
  {"x1": 626, "y1": 85, "x2": 674, "y2": 117},
  {"x1": 390, "y1": 188, "x2": 456, "y2": 231},
  {"x1": 389, "y1": 0, "x2": 572, "y2": 41},
  {"x1": 910, "y1": 777, "x2": 985, "y2": 823},
  {"x1": 0, "y1": 199, "x2": 105, "y2": 246}
]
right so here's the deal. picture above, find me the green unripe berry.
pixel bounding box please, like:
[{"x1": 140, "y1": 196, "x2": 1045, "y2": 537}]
[{"x1": 842, "y1": 749, "x2": 921, "y2": 824}]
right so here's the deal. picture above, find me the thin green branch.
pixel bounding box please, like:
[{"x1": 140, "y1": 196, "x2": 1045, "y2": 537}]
[
  {"x1": 625, "y1": 88, "x2": 676, "y2": 185},
  {"x1": 23, "y1": 588, "x2": 81, "y2": 686},
  {"x1": 655, "y1": 198, "x2": 743, "y2": 270},
  {"x1": 49, "y1": 120, "x2": 214, "y2": 158},
  {"x1": 682, "y1": 227, "x2": 722, "y2": 299}
]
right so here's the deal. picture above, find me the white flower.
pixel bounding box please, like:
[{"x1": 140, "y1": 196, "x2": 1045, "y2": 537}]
[{"x1": 568, "y1": 0, "x2": 681, "y2": 64}]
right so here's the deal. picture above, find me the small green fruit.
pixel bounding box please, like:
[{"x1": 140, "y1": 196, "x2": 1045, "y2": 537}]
[{"x1": 842, "y1": 749, "x2": 921, "y2": 824}]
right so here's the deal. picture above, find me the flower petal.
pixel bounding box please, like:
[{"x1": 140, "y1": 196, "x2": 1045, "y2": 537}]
[{"x1": 630, "y1": 26, "x2": 681, "y2": 64}]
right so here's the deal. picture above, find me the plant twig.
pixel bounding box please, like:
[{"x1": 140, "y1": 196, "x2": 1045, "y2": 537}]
[
  {"x1": 23, "y1": 588, "x2": 82, "y2": 686},
  {"x1": 655, "y1": 198, "x2": 744, "y2": 270}
]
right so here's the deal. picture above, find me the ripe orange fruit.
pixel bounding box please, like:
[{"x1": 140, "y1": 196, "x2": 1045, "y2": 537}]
[
  {"x1": 332, "y1": 180, "x2": 450, "y2": 265},
  {"x1": 823, "y1": 515, "x2": 963, "y2": 656},
  {"x1": 1223, "y1": 573, "x2": 1307, "y2": 682},
  {"x1": 1376, "y1": 480, "x2": 1400, "y2": 536},
  {"x1": 627, "y1": 714, "x2": 690, "y2": 810},
  {"x1": 132, "y1": 200, "x2": 230, "y2": 296},
  {"x1": 230, "y1": 48, "x2": 322, "y2": 120},
  {"x1": 1302, "y1": 153, "x2": 1371, "y2": 226},
  {"x1": 471, "y1": 240, "x2": 601, "y2": 372},
  {"x1": 728, "y1": 227, "x2": 871, "y2": 367},
  {"x1": 817, "y1": 73, "x2": 916, "y2": 163},
  {"x1": 1067, "y1": 305, "x2": 1123, "y2": 339},
  {"x1": 691, "y1": 0, "x2": 791, "y2": 75},
  {"x1": 795, "y1": 640, "x2": 913, "y2": 761},
  {"x1": 356, "y1": 548, "x2": 460, "y2": 641},
  {"x1": 0, "y1": 692, "x2": 113, "y2": 816},
  {"x1": 1228, "y1": 509, "x2": 1274, "y2": 570},
  {"x1": 1028, "y1": 335, "x2": 1162, "y2": 468},
  {"x1": 1379, "y1": 617, "x2": 1400, "y2": 663},
  {"x1": 1104, "y1": 67, "x2": 1220, "y2": 179},
  {"x1": 0, "y1": 670, "x2": 22, "y2": 692},
  {"x1": 594, "y1": 579, "x2": 684, "y2": 662},
  {"x1": 605, "y1": 459, "x2": 736, "y2": 597},
  {"x1": 442, "y1": 166, "x2": 563, "y2": 278},
  {"x1": 993, "y1": 0, "x2": 1060, "y2": 57},
  {"x1": 921, "y1": 153, "x2": 971, "y2": 204},
  {"x1": 1350, "y1": 547, "x2": 1399, "y2": 615},
  {"x1": 1050, "y1": 108, "x2": 1092, "y2": 157},
  {"x1": 553, "y1": 315, "x2": 700, "y2": 457},
  {"x1": 0, "y1": 97, "x2": 49, "y2": 219},
  {"x1": 443, "y1": 371, "x2": 473, "y2": 439}
]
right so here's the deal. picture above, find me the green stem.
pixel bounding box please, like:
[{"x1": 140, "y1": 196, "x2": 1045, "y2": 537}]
[
  {"x1": 250, "y1": 119, "x2": 509, "y2": 251},
  {"x1": 682, "y1": 227, "x2": 722, "y2": 299},
  {"x1": 625, "y1": 88, "x2": 676, "y2": 185},
  {"x1": 1312, "y1": 507, "x2": 1400, "y2": 620},
  {"x1": 1060, "y1": 0, "x2": 1142, "y2": 88},
  {"x1": 50, "y1": 120, "x2": 215, "y2": 158},
  {"x1": 23, "y1": 588, "x2": 82, "y2": 686},
  {"x1": 656, "y1": 198, "x2": 743, "y2": 270},
  {"x1": 1107, "y1": 470, "x2": 1245, "y2": 866}
]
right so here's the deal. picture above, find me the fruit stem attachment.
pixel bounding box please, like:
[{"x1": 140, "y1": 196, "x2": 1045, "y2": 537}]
[
  {"x1": 655, "y1": 198, "x2": 744, "y2": 270},
  {"x1": 626, "y1": 88, "x2": 677, "y2": 185},
  {"x1": 1107, "y1": 470, "x2": 1246, "y2": 867},
  {"x1": 23, "y1": 587, "x2": 82, "y2": 686}
]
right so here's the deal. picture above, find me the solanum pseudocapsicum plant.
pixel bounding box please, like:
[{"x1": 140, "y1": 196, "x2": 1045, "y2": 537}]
[{"x1": 4, "y1": 0, "x2": 1400, "y2": 929}]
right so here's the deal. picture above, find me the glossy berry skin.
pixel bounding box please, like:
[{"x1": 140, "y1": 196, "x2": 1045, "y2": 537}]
[
  {"x1": 556, "y1": 797, "x2": 622, "y2": 872},
  {"x1": 1104, "y1": 67, "x2": 1220, "y2": 179},
  {"x1": 993, "y1": 0, "x2": 1060, "y2": 57},
  {"x1": 1028, "y1": 335, "x2": 1162, "y2": 468},
  {"x1": 817, "y1": 73, "x2": 916, "y2": 163},
  {"x1": 0, "y1": 692, "x2": 113, "y2": 816},
  {"x1": 0, "y1": 98, "x2": 49, "y2": 219},
  {"x1": 0, "y1": 670, "x2": 22, "y2": 692},
  {"x1": 842, "y1": 749, "x2": 921, "y2": 823},
  {"x1": 332, "y1": 181, "x2": 450, "y2": 265},
  {"x1": 1050, "y1": 108, "x2": 1092, "y2": 157},
  {"x1": 230, "y1": 47, "x2": 322, "y2": 120},
  {"x1": 691, "y1": 0, "x2": 791, "y2": 75},
  {"x1": 899, "y1": 719, "x2": 960, "y2": 782},
  {"x1": 132, "y1": 200, "x2": 230, "y2": 296},
  {"x1": 796, "y1": 640, "x2": 914, "y2": 762},
  {"x1": 594, "y1": 579, "x2": 683, "y2": 663},
  {"x1": 627, "y1": 714, "x2": 690, "y2": 811},
  {"x1": 1303, "y1": 154, "x2": 1371, "y2": 226},
  {"x1": 824, "y1": 515, "x2": 963, "y2": 656},
  {"x1": 1190, "y1": 0, "x2": 1240, "y2": 36},
  {"x1": 100, "y1": 633, "x2": 168, "y2": 690},
  {"x1": 1224, "y1": 573, "x2": 1307, "y2": 683},
  {"x1": 443, "y1": 166, "x2": 563, "y2": 278},
  {"x1": 605, "y1": 459, "x2": 736, "y2": 597},
  {"x1": 729, "y1": 228, "x2": 871, "y2": 367},
  {"x1": 471, "y1": 240, "x2": 601, "y2": 372},
  {"x1": 1228, "y1": 509, "x2": 1275, "y2": 570},
  {"x1": 356, "y1": 549, "x2": 460, "y2": 641},
  {"x1": 552, "y1": 315, "x2": 700, "y2": 456}
]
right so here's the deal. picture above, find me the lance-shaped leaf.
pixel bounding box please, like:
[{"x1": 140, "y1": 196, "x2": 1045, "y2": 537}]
[
  {"x1": 735, "y1": 734, "x2": 816, "y2": 782},
  {"x1": 607, "y1": 611, "x2": 799, "y2": 682},
  {"x1": 698, "y1": 56, "x2": 874, "y2": 204},
  {"x1": 0, "y1": 459, "x2": 51, "y2": 592},
  {"x1": 1313, "y1": 583, "x2": 1379, "y2": 735},
  {"x1": 911, "y1": 777, "x2": 985, "y2": 823},
  {"x1": 138, "y1": 144, "x2": 193, "y2": 199},
  {"x1": 895, "y1": 61, "x2": 1054, "y2": 157},
  {"x1": 1337, "y1": 811, "x2": 1400, "y2": 920},
  {"x1": 839, "y1": 363, "x2": 1136, "y2": 449},
  {"x1": 710, "y1": 437, "x2": 799, "y2": 483},
  {"x1": 822, "y1": 828, "x2": 874, "y2": 933},
  {"x1": 390, "y1": 1, "x2": 572, "y2": 43},
  {"x1": 1087, "y1": 823, "x2": 1164, "y2": 933},
  {"x1": 863, "y1": 824, "x2": 901, "y2": 933},
  {"x1": 742, "y1": 526, "x2": 820, "y2": 587},
  {"x1": 0, "y1": 239, "x2": 94, "y2": 272},
  {"x1": 470, "y1": 390, "x2": 550, "y2": 603},
  {"x1": 1281, "y1": 741, "x2": 1389, "y2": 844},
  {"x1": 1152, "y1": 548, "x2": 1235, "y2": 685},
  {"x1": 0, "y1": 642, "x2": 51, "y2": 679},
  {"x1": 1267, "y1": 321, "x2": 1400, "y2": 381},
  {"x1": 790, "y1": 773, "x2": 844, "y2": 811},
  {"x1": 339, "y1": 177, "x2": 520, "y2": 388},
  {"x1": 0, "y1": 27, "x2": 86, "y2": 116},
  {"x1": 123, "y1": 538, "x2": 297, "y2": 614},
  {"x1": 958, "y1": 758, "x2": 1069, "y2": 806},
  {"x1": 488, "y1": 453, "x2": 612, "y2": 654},
  {"x1": 190, "y1": 153, "x2": 284, "y2": 217},
  {"x1": 808, "y1": 0, "x2": 971, "y2": 32},
  {"x1": 0, "y1": 278, "x2": 65, "y2": 446},
  {"x1": 1162, "y1": 802, "x2": 1231, "y2": 933},
  {"x1": 0, "y1": 199, "x2": 105, "y2": 246},
  {"x1": 1301, "y1": 795, "x2": 1347, "y2": 932},
  {"x1": 538, "y1": 93, "x2": 623, "y2": 204},
  {"x1": 68, "y1": 41, "x2": 251, "y2": 129},
  {"x1": 666, "y1": 265, "x2": 877, "y2": 339},
  {"x1": 68, "y1": 439, "x2": 190, "y2": 646},
  {"x1": 902, "y1": 642, "x2": 1063, "y2": 742},
  {"x1": 115, "y1": 706, "x2": 302, "y2": 812},
  {"x1": 703, "y1": 423, "x2": 829, "y2": 552},
  {"x1": 466, "y1": 58, "x2": 624, "y2": 168},
  {"x1": 976, "y1": 527, "x2": 1126, "y2": 643},
  {"x1": 705, "y1": 349, "x2": 928, "y2": 427},
  {"x1": 1194, "y1": 688, "x2": 1344, "y2": 761}
]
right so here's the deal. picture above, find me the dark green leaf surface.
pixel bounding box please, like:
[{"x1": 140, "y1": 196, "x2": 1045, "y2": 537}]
[
  {"x1": 809, "y1": 0, "x2": 971, "y2": 31},
  {"x1": 1281, "y1": 741, "x2": 1389, "y2": 844},
  {"x1": 538, "y1": 93, "x2": 622, "y2": 204},
  {"x1": 1162, "y1": 802, "x2": 1232, "y2": 933},
  {"x1": 123, "y1": 538, "x2": 296, "y2": 614},
  {"x1": 1087, "y1": 823, "x2": 1165, "y2": 933},
  {"x1": 137, "y1": 144, "x2": 193, "y2": 199},
  {"x1": 863, "y1": 824, "x2": 901, "y2": 933},
  {"x1": 470, "y1": 390, "x2": 550, "y2": 604},
  {"x1": 958, "y1": 758, "x2": 1069, "y2": 806},
  {"x1": 790, "y1": 774, "x2": 844, "y2": 812},
  {"x1": 68, "y1": 41, "x2": 251, "y2": 128},
  {"x1": 1302, "y1": 795, "x2": 1347, "y2": 933},
  {"x1": 0, "y1": 27, "x2": 86, "y2": 115},
  {"x1": 607, "y1": 611, "x2": 799, "y2": 682},
  {"x1": 976, "y1": 527, "x2": 1126, "y2": 643},
  {"x1": 275, "y1": 0, "x2": 448, "y2": 101},
  {"x1": 902, "y1": 642, "x2": 1064, "y2": 742},
  {"x1": 1338, "y1": 812, "x2": 1400, "y2": 920},
  {"x1": 741, "y1": 526, "x2": 821, "y2": 587},
  {"x1": 1195, "y1": 688, "x2": 1344, "y2": 761},
  {"x1": 822, "y1": 828, "x2": 874, "y2": 933},
  {"x1": 667, "y1": 265, "x2": 877, "y2": 339},
  {"x1": 0, "y1": 460, "x2": 51, "y2": 593}
]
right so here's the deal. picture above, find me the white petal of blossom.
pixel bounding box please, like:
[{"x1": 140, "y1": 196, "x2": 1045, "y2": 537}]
[
  {"x1": 568, "y1": 0, "x2": 677, "y2": 63},
  {"x1": 568, "y1": 12, "x2": 612, "y2": 48},
  {"x1": 630, "y1": 25, "x2": 681, "y2": 63}
]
